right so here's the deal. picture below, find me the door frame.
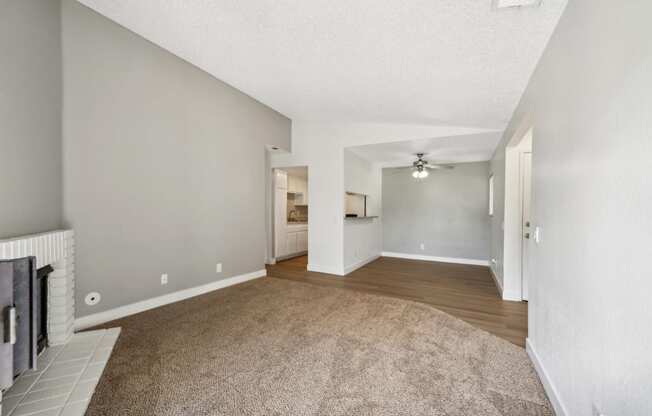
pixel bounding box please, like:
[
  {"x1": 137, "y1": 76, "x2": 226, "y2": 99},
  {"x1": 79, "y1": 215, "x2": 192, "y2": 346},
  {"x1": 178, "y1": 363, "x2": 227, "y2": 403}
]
[
  {"x1": 502, "y1": 127, "x2": 533, "y2": 301},
  {"x1": 268, "y1": 165, "x2": 309, "y2": 265},
  {"x1": 520, "y1": 151, "x2": 532, "y2": 300}
]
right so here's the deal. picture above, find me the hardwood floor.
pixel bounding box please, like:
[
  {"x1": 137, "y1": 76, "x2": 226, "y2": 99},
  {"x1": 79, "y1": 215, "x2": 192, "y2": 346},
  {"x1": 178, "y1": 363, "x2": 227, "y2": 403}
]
[{"x1": 266, "y1": 255, "x2": 528, "y2": 347}]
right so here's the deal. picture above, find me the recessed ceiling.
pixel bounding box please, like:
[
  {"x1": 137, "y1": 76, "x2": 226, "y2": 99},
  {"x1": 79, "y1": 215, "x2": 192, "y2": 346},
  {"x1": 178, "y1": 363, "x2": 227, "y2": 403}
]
[
  {"x1": 347, "y1": 132, "x2": 503, "y2": 166},
  {"x1": 76, "y1": 0, "x2": 567, "y2": 130}
]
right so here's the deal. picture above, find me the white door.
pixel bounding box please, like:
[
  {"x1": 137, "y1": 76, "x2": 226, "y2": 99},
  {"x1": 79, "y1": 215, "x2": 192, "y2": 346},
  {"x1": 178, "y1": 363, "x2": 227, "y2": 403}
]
[{"x1": 521, "y1": 152, "x2": 532, "y2": 300}]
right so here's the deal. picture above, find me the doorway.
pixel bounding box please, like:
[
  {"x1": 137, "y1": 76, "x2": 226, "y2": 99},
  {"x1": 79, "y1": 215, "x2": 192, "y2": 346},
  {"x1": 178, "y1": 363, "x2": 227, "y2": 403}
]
[{"x1": 271, "y1": 166, "x2": 309, "y2": 265}]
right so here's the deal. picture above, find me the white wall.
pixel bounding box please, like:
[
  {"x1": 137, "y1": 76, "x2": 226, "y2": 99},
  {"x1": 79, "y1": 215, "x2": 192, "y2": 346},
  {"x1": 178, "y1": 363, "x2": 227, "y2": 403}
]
[
  {"x1": 343, "y1": 150, "x2": 382, "y2": 273},
  {"x1": 490, "y1": 1, "x2": 652, "y2": 415},
  {"x1": 271, "y1": 122, "x2": 497, "y2": 275}
]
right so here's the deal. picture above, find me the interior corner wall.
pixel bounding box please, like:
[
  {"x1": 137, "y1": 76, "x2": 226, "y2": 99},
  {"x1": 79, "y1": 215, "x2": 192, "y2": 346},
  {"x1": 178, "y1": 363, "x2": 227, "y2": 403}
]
[
  {"x1": 343, "y1": 150, "x2": 382, "y2": 274},
  {"x1": 271, "y1": 123, "x2": 345, "y2": 275},
  {"x1": 61, "y1": 0, "x2": 291, "y2": 317},
  {"x1": 489, "y1": 1, "x2": 652, "y2": 415},
  {"x1": 383, "y1": 161, "x2": 490, "y2": 263},
  {"x1": 0, "y1": 0, "x2": 63, "y2": 239}
]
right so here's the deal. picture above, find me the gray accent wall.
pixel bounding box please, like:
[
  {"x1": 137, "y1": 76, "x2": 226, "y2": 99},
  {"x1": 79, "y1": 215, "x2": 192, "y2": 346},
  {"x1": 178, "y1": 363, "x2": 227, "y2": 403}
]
[
  {"x1": 61, "y1": 0, "x2": 291, "y2": 317},
  {"x1": 382, "y1": 162, "x2": 490, "y2": 261},
  {"x1": 490, "y1": 1, "x2": 652, "y2": 415},
  {"x1": 0, "y1": 0, "x2": 62, "y2": 238}
]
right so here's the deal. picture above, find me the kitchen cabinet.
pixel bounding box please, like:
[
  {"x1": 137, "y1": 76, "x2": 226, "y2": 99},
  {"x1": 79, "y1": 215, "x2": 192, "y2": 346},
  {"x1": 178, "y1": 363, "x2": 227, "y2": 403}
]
[
  {"x1": 286, "y1": 232, "x2": 298, "y2": 254},
  {"x1": 275, "y1": 170, "x2": 288, "y2": 189},
  {"x1": 297, "y1": 230, "x2": 308, "y2": 252},
  {"x1": 288, "y1": 175, "x2": 308, "y2": 205}
]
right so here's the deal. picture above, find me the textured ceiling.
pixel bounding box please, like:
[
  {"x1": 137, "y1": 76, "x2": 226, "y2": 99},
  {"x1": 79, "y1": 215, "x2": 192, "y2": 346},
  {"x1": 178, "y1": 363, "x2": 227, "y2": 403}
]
[
  {"x1": 76, "y1": 0, "x2": 567, "y2": 130},
  {"x1": 347, "y1": 131, "x2": 503, "y2": 165}
]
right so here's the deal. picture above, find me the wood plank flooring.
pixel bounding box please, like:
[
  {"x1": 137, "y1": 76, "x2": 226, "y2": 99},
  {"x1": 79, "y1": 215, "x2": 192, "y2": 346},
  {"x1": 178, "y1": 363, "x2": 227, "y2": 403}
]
[{"x1": 266, "y1": 255, "x2": 528, "y2": 347}]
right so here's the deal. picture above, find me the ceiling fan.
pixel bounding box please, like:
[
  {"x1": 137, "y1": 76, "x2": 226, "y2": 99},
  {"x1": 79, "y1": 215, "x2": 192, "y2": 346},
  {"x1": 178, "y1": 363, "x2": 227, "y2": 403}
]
[{"x1": 394, "y1": 153, "x2": 454, "y2": 179}]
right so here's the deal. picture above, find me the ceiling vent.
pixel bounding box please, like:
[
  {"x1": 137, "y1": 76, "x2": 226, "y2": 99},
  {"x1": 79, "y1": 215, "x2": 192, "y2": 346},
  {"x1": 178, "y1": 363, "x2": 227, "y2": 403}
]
[{"x1": 493, "y1": 0, "x2": 542, "y2": 9}]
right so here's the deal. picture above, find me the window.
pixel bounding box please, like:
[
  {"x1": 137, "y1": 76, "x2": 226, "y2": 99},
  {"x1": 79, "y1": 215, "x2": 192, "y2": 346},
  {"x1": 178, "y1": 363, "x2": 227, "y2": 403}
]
[{"x1": 488, "y1": 174, "x2": 495, "y2": 216}]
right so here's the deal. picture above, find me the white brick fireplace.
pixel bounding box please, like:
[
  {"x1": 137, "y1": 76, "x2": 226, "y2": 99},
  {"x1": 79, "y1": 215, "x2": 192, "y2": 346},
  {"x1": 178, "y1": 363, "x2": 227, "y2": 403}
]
[{"x1": 0, "y1": 230, "x2": 75, "y2": 346}]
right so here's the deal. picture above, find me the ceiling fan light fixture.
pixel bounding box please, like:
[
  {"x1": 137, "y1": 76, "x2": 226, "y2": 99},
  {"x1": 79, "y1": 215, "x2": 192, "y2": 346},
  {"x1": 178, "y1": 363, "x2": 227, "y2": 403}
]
[{"x1": 420, "y1": 170, "x2": 429, "y2": 178}]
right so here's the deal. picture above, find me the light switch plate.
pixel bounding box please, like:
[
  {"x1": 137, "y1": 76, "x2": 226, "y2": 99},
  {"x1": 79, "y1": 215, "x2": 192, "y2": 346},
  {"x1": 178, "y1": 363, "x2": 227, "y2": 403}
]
[
  {"x1": 216, "y1": 263, "x2": 222, "y2": 273},
  {"x1": 161, "y1": 274, "x2": 168, "y2": 285},
  {"x1": 534, "y1": 226, "x2": 541, "y2": 244}
]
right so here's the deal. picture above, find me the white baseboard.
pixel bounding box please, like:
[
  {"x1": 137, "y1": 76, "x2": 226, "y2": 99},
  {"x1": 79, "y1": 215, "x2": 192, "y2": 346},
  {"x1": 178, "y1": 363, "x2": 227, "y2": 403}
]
[
  {"x1": 75, "y1": 269, "x2": 267, "y2": 330},
  {"x1": 526, "y1": 338, "x2": 568, "y2": 416},
  {"x1": 307, "y1": 263, "x2": 344, "y2": 276},
  {"x1": 489, "y1": 266, "x2": 504, "y2": 295},
  {"x1": 381, "y1": 251, "x2": 490, "y2": 266},
  {"x1": 343, "y1": 255, "x2": 380, "y2": 275}
]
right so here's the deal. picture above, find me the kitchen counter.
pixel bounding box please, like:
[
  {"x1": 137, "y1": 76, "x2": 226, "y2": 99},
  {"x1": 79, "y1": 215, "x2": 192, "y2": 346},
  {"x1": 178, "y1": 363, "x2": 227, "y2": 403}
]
[{"x1": 287, "y1": 222, "x2": 308, "y2": 232}]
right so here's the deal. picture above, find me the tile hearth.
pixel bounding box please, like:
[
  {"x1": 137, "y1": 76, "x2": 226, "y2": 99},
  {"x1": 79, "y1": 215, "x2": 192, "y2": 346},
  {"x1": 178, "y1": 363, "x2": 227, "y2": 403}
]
[{"x1": 1, "y1": 329, "x2": 120, "y2": 416}]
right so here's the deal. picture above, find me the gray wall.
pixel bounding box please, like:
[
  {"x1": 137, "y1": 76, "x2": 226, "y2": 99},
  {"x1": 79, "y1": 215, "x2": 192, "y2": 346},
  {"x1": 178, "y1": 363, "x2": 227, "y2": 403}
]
[
  {"x1": 383, "y1": 162, "x2": 490, "y2": 261},
  {"x1": 61, "y1": 0, "x2": 291, "y2": 316},
  {"x1": 0, "y1": 0, "x2": 62, "y2": 238},
  {"x1": 490, "y1": 1, "x2": 652, "y2": 415}
]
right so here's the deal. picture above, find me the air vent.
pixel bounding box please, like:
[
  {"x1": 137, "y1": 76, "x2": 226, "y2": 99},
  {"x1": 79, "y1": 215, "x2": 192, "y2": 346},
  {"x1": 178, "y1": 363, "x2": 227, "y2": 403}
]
[{"x1": 493, "y1": 0, "x2": 542, "y2": 9}]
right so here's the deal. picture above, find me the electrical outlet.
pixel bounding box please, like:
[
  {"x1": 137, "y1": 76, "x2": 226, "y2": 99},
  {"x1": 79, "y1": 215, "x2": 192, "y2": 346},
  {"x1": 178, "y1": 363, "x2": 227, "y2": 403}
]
[
  {"x1": 216, "y1": 263, "x2": 222, "y2": 273},
  {"x1": 161, "y1": 273, "x2": 168, "y2": 285},
  {"x1": 420, "y1": 243, "x2": 425, "y2": 251},
  {"x1": 534, "y1": 226, "x2": 541, "y2": 244}
]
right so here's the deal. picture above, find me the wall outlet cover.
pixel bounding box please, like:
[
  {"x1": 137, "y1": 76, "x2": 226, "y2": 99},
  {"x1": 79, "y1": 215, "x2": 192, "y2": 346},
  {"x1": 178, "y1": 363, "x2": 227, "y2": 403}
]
[
  {"x1": 420, "y1": 243, "x2": 425, "y2": 250},
  {"x1": 216, "y1": 263, "x2": 222, "y2": 273},
  {"x1": 161, "y1": 273, "x2": 168, "y2": 285}
]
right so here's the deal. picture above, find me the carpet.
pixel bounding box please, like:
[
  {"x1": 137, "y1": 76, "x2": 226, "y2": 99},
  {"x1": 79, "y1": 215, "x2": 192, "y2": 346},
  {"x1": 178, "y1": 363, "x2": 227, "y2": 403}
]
[{"x1": 87, "y1": 277, "x2": 552, "y2": 415}]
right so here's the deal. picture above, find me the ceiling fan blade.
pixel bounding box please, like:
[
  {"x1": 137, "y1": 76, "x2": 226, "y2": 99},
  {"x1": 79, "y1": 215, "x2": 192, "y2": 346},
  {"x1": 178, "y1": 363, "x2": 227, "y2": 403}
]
[{"x1": 425, "y1": 164, "x2": 454, "y2": 170}]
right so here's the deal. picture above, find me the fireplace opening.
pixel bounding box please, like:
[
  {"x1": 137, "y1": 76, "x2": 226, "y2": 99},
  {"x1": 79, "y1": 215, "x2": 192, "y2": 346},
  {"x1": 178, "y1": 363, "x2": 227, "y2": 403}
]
[{"x1": 36, "y1": 264, "x2": 53, "y2": 355}]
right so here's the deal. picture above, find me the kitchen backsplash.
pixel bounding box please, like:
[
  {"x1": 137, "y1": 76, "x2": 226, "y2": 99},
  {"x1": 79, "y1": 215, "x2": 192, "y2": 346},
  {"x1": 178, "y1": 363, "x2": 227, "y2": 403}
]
[{"x1": 287, "y1": 194, "x2": 308, "y2": 222}]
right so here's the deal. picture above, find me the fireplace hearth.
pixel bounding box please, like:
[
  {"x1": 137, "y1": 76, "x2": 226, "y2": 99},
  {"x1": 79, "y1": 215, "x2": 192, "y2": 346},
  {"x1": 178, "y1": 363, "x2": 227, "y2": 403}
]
[{"x1": 0, "y1": 230, "x2": 75, "y2": 392}]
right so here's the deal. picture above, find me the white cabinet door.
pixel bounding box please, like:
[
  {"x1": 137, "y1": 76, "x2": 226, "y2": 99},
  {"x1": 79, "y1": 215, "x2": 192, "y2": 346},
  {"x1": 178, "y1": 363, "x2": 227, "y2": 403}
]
[
  {"x1": 287, "y1": 174, "x2": 296, "y2": 193},
  {"x1": 274, "y1": 185, "x2": 287, "y2": 258},
  {"x1": 286, "y1": 232, "x2": 298, "y2": 254},
  {"x1": 297, "y1": 231, "x2": 308, "y2": 252},
  {"x1": 275, "y1": 170, "x2": 287, "y2": 189}
]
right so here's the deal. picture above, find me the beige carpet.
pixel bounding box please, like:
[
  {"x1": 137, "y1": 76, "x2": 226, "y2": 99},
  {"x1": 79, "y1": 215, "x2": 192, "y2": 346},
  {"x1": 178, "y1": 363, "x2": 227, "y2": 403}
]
[{"x1": 87, "y1": 277, "x2": 552, "y2": 415}]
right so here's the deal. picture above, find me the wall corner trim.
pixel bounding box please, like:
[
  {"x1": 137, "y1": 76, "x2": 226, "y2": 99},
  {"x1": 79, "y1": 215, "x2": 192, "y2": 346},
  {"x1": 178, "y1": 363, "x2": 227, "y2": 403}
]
[
  {"x1": 381, "y1": 252, "x2": 490, "y2": 266},
  {"x1": 307, "y1": 263, "x2": 345, "y2": 276},
  {"x1": 489, "y1": 266, "x2": 504, "y2": 295},
  {"x1": 74, "y1": 269, "x2": 267, "y2": 330},
  {"x1": 526, "y1": 338, "x2": 568, "y2": 416},
  {"x1": 343, "y1": 255, "x2": 380, "y2": 275}
]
